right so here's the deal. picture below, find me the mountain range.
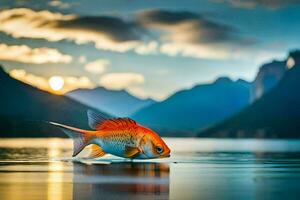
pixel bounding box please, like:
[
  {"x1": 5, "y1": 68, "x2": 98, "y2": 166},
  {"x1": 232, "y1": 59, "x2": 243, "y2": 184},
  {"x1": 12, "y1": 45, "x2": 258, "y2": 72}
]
[
  {"x1": 0, "y1": 65, "x2": 108, "y2": 137},
  {"x1": 1, "y1": 50, "x2": 299, "y2": 138},
  {"x1": 131, "y1": 77, "x2": 251, "y2": 136},
  {"x1": 66, "y1": 87, "x2": 155, "y2": 117},
  {"x1": 199, "y1": 51, "x2": 300, "y2": 138}
]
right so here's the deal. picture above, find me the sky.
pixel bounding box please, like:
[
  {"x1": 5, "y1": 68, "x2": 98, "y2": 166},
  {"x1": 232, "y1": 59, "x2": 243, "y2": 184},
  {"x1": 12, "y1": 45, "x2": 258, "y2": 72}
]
[{"x1": 0, "y1": 0, "x2": 300, "y2": 100}]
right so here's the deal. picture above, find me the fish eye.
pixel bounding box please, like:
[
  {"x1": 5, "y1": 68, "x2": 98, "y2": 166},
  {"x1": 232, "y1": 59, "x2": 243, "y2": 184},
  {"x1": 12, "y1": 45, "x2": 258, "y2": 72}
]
[{"x1": 156, "y1": 146, "x2": 163, "y2": 154}]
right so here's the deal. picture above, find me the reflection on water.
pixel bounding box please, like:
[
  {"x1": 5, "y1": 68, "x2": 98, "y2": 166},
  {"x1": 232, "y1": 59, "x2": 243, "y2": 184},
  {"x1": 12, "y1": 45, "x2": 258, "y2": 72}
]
[
  {"x1": 0, "y1": 141, "x2": 73, "y2": 200},
  {"x1": 47, "y1": 147, "x2": 73, "y2": 200},
  {"x1": 0, "y1": 138, "x2": 300, "y2": 200},
  {"x1": 73, "y1": 163, "x2": 169, "y2": 199}
]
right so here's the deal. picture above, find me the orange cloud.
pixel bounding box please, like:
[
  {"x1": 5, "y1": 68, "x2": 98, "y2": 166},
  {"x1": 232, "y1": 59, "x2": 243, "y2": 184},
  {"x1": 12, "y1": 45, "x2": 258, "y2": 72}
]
[
  {"x1": 9, "y1": 69, "x2": 94, "y2": 94},
  {"x1": 0, "y1": 43, "x2": 72, "y2": 64},
  {"x1": 99, "y1": 72, "x2": 145, "y2": 90},
  {"x1": 84, "y1": 59, "x2": 110, "y2": 74}
]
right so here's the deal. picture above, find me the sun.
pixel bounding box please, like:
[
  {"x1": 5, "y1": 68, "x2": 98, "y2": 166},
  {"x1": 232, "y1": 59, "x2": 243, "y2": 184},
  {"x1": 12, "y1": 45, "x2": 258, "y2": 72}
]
[{"x1": 49, "y1": 76, "x2": 64, "y2": 91}]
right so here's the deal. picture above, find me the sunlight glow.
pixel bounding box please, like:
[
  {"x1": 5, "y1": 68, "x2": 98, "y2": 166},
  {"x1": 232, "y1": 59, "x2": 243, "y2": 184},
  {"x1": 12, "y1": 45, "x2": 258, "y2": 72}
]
[
  {"x1": 287, "y1": 57, "x2": 295, "y2": 69},
  {"x1": 9, "y1": 69, "x2": 94, "y2": 94},
  {"x1": 49, "y1": 76, "x2": 64, "y2": 91}
]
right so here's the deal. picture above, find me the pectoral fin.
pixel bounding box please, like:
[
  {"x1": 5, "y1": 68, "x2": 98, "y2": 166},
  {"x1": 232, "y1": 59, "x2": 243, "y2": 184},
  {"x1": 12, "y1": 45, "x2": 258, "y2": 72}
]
[
  {"x1": 88, "y1": 144, "x2": 106, "y2": 158},
  {"x1": 124, "y1": 146, "x2": 141, "y2": 158}
]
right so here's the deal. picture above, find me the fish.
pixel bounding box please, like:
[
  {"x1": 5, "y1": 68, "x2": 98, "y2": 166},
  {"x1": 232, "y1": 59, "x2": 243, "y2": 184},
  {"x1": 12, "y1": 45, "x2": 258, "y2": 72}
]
[{"x1": 49, "y1": 110, "x2": 171, "y2": 159}]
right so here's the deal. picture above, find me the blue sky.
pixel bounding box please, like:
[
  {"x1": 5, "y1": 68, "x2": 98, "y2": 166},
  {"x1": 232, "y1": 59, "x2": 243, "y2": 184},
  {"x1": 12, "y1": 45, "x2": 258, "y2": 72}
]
[{"x1": 0, "y1": 0, "x2": 299, "y2": 100}]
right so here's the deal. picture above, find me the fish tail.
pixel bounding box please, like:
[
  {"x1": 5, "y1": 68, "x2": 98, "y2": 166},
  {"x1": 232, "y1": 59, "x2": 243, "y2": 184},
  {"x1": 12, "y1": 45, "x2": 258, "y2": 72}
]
[{"x1": 49, "y1": 122, "x2": 96, "y2": 157}]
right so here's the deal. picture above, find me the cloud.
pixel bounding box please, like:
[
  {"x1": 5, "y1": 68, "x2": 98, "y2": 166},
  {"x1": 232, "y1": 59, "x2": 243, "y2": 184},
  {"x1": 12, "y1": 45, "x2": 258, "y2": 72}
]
[
  {"x1": 84, "y1": 59, "x2": 110, "y2": 74},
  {"x1": 78, "y1": 55, "x2": 87, "y2": 63},
  {"x1": 213, "y1": 0, "x2": 300, "y2": 9},
  {"x1": 64, "y1": 76, "x2": 94, "y2": 92},
  {"x1": 0, "y1": 8, "x2": 251, "y2": 60},
  {"x1": 9, "y1": 69, "x2": 94, "y2": 94},
  {"x1": 9, "y1": 69, "x2": 50, "y2": 91},
  {"x1": 0, "y1": 8, "x2": 144, "y2": 52},
  {"x1": 48, "y1": 0, "x2": 71, "y2": 9},
  {"x1": 137, "y1": 9, "x2": 237, "y2": 45},
  {"x1": 160, "y1": 42, "x2": 232, "y2": 59},
  {"x1": 99, "y1": 72, "x2": 145, "y2": 90},
  {"x1": 134, "y1": 41, "x2": 158, "y2": 55},
  {"x1": 127, "y1": 86, "x2": 150, "y2": 99},
  {"x1": 9, "y1": 69, "x2": 150, "y2": 99},
  {"x1": 0, "y1": 43, "x2": 72, "y2": 64},
  {"x1": 136, "y1": 9, "x2": 252, "y2": 59}
]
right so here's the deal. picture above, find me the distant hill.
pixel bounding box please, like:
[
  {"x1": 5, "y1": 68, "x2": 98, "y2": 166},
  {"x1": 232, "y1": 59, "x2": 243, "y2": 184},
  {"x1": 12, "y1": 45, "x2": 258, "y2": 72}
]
[
  {"x1": 132, "y1": 77, "x2": 251, "y2": 136},
  {"x1": 66, "y1": 87, "x2": 156, "y2": 117},
  {"x1": 199, "y1": 51, "x2": 300, "y2": 138},
  {"x1": 251, "y1": 60, "x2": 287, "y2": 101},
  {"x1": 0, "y1": 65, "x2": 108, "y2": 137}
]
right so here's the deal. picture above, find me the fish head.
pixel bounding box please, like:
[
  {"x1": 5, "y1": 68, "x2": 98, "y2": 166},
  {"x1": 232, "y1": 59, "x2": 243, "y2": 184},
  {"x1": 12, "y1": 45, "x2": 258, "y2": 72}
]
[{"x1": 139, "y1": 127, "x2": 171, "y2": 159}]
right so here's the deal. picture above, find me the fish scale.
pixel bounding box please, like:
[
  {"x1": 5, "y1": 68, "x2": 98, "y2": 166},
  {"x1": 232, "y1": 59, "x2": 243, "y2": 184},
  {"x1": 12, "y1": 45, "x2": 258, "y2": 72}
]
[{"x1": 95, "y1": 130, "x2": 136, "y2": 157}]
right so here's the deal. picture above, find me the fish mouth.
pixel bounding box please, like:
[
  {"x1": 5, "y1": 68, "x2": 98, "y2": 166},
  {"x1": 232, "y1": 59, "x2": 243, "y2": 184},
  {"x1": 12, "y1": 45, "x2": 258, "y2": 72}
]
[{"x1": 160, "y1": 153, "x2": 170, "y2": 158}]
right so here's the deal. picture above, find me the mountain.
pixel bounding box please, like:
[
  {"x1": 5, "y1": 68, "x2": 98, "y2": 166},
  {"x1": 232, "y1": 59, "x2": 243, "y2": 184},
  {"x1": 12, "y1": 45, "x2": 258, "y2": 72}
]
[
  {"x1": 0, "y1": 65, "x2": 108, "y2": 137},
  {"x1": 131, "y1": 77, "x2": 251, "y2": 136},
  {"x1": 251, "y1": 60, "x2": 287, "y2": 101},
  {"x1": 199, "y1": 51, "x2": 300, "y2": 138},
  {"x1": 66, "y1": 87, "x2": 156, "y2": 117}
]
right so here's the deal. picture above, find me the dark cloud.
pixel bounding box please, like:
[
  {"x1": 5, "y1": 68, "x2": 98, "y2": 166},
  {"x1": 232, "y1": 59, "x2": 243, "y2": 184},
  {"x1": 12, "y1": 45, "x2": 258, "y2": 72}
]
[
  {"x1": 55, "y1": 16, "x2": 144, "y2": 42},
  {"x1": 137, "y1": 10, "x2": 200, "y2": 25},
  {"x1": 0, "y1": 8, "x2": 146, "y2": 52},
  {"x1": 137, "y1": 9, "x2": 241, "y2": 44},
  {"x1": 214, "y1": 0, "x2": 300, "y2": 9},
  {"x1": 0, "y1": 8, "x2": 253, "y2": 59}
]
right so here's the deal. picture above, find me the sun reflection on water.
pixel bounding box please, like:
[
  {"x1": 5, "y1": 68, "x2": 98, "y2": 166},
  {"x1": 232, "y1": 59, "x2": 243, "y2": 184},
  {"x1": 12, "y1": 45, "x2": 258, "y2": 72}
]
[{"x1": 47, "y1": 141, "x2": 73, "y2": 200}]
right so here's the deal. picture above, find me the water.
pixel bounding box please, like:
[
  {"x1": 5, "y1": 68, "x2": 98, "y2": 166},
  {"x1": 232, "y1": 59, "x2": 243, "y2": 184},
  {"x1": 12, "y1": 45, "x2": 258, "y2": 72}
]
[{"x1": 1, "y1": 138, "x2": 300, "y2": 200}]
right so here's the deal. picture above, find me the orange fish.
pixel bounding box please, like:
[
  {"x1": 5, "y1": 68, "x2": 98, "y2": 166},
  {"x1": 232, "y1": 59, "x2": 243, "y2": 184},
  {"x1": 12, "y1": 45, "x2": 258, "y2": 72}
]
[{"x1": 50, "y1": 110, "x2": 170, "y2": 159}]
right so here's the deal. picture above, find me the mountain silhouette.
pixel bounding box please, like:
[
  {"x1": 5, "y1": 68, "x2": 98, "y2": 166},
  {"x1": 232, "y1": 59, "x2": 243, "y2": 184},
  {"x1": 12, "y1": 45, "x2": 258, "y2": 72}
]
[
  {"x1": 199, "y1": 51, "x2": 300, "y2": 138},
  {"x1": 132, "y1": 77, "x2": 251, "y2": 136},
  {"x1": 66, "y1": 87, "x2": 156, "y2": 117},
  {"x1": 251, "y1": 60, "x2": 287, "y2": 101},
  {"x1": 0, "y1": 65, "x2": 108, "y2": 137}
]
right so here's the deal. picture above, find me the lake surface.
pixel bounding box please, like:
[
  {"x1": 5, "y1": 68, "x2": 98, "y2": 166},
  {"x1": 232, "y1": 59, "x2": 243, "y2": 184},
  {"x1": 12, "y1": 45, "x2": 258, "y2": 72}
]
[{"x1": 1, "y1": 138, "x2": 300, "y2": 200}]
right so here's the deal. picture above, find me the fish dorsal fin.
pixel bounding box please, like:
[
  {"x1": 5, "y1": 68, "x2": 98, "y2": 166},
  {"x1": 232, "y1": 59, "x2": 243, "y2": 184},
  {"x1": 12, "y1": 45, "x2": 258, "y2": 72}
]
[
  {"x1": 87, "y1": 109, "x2": 137, "y2": 130},
  {"x1": 88, "y1": 144, "x2": 106, "y2": 158},
  {"x1": 87, "y1": 109, "x2": 110, "y2": 130},
  {"x1": 98, "y1": 118, "x2": 137, "y2": 130}
]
